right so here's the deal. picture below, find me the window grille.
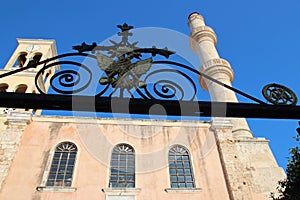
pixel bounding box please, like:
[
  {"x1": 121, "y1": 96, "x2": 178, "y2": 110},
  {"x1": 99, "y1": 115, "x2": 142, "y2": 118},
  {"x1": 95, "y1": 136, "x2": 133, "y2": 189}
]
[
  {"x1": 169, "y1": 145, "x2": 195, "y2": 188},
  {"x1": 109, "y1": 144, "x2": 135, "y2": 188},
  {"x1": 46, "y1": 142, "x2": 77, "y2": 187}
]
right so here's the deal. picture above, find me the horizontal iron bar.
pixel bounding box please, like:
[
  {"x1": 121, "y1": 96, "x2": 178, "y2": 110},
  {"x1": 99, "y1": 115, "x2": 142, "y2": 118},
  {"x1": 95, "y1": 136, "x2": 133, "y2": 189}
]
[{"x1": 0, "y1": 93, "x2": 299, "y2": 119}]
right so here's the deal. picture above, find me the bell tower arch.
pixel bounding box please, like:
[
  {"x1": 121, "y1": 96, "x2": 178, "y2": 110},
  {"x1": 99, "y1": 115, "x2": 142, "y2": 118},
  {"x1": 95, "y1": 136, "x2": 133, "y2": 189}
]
[{"x1": 0, "y1": 39, "x2": 59, "y2": 114}]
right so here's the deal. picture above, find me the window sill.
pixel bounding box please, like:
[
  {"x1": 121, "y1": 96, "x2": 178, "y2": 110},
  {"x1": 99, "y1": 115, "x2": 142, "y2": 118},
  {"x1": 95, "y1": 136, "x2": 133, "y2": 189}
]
[
  {"x1": 165, "y1": 188, "x2": 201, "y2": 193},
  {"x1": 102, "y1": 188, "x2": 141, "y2": 195},
  {"x1": 36, "y1": 186, "x2": 76, "y2": 192}
]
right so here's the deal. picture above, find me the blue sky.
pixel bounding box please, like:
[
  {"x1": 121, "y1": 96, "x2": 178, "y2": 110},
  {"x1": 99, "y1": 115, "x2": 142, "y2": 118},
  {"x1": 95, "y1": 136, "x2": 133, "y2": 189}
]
[{"x1": 1, "y1": 0, "x2": 300, "y2": 170}]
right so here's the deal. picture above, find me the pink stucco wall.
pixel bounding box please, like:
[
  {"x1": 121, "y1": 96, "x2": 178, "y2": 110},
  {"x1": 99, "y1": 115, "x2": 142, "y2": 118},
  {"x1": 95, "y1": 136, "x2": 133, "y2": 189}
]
[{"x1": 0, "y1": 118, "x2": 230, "y2": 200}]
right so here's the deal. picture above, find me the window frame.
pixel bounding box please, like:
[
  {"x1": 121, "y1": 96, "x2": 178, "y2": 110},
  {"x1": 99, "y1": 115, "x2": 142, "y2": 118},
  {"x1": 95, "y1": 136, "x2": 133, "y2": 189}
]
[
  {"x1": 168, "y1": 145, "x2": 196, "y2": 189},
  {"x1": 109, "y1": 143, "x2": 135, "y2": 188},
  {"x1": 37, "y1": 141, "x2": 78, "y2": 192}
]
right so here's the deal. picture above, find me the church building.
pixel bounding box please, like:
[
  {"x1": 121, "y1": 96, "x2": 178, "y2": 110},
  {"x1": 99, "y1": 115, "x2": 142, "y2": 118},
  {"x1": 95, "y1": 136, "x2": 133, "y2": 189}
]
[{"x1": 0, "y1": 12, "x2": 285, "y2": 200}]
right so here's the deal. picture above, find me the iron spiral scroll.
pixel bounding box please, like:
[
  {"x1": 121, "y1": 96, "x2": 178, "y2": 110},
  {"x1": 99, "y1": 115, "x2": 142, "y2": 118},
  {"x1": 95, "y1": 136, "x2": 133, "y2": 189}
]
[
  {"x1": 35, "y1": 59, "x2": 93, "y2": 95},
  {"x1": 28, "y1": 51, "x2": 299, "y2": 105},
  {"x1": 33, "y1": 52, "x2": 200, "y2": 101},
  {"x1": 0, "y1": 22, "x2": 297, "y2": 107}
]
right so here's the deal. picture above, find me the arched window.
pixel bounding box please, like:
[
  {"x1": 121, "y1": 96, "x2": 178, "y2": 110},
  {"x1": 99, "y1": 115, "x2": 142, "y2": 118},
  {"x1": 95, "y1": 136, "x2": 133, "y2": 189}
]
[
  {"x1": 46, "y1": 142, "x2": 77, "y2": 187},
  {"x1": 0, "y1": 83, "x2": 8, "y2": 92},
  {"x1": 15, "y1": 84, "x2": 27, "y2": 93},
  {"x1": 16, "y1": 52, "x2": 27, "y2": 68},
  {"x1": 109, "y1": 144, "x2": 135, "y2": 188},
  {"x1": 28, "y1": 53, "x2": 42, "y2": 66},
  {"x1": 169, "y1": 145, "x2": 195, "y2": 188}
]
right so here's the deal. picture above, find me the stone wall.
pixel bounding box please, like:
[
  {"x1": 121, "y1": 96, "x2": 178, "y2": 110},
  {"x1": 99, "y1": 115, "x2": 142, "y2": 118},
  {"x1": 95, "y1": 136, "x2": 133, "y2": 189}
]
[
  {"x1": 235, "y1": 138, "x2": 286, "y2": 197},
  {"x1": 0, "y1": 112, "x2": 31, "y2": 191},
  {"x1": 212, "y1": 119, "x2": 286, "y2": 200}
]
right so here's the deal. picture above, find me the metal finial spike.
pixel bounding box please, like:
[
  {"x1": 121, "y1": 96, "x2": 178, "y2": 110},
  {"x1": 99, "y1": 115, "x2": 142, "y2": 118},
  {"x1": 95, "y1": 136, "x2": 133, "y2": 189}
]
[{"x1": 117, "y1": 23, "x2": 134, "y2": 32}]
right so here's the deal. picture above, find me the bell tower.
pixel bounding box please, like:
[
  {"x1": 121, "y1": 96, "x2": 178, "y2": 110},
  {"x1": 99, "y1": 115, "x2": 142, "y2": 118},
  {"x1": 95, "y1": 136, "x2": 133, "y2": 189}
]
[{"x1": 0, "y1": 39, "x2": 59, "y2": 114}]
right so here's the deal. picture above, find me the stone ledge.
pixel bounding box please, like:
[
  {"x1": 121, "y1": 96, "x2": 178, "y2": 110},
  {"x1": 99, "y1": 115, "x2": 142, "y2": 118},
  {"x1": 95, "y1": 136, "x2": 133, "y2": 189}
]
[
  {"x1": 236, "y1": 137, "x2": 269, "y2": 143},
  {"x1": 165, "y1": 188, "x2": 201, "y2": 193},
  {"x1": 0, "y1": 69, "x2": 36, "y2": 77},
  {"x1": 211, "y1": 119, "x2": 233, "y2": 129},
  {"x1": 199, "y1": 58, "x2": 234, "y2": 90},
  {"x1": 36, "y1": 186, "x2": 76, "y2": 192},
  {"x1": 32, "y1": 115, "x2": 211, "y2": 127},
  {"x1": 7, "y1": 112, "x2": 32, "y2": 124},
  {"x1": 189, "y1": 26, "x2": 217, "y2": 45},
  {"x1": 102, "y1": 188, "x2": 141, "y2": 195}
]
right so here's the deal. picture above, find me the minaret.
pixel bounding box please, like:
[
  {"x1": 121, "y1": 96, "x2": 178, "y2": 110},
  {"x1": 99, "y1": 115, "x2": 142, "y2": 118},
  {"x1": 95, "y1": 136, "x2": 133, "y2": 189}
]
[
  {"x1": 188, "y1": 13, "x2": 286, "y2": 199},
  {"x1": 0, "y1": 39, "x2": 59, "y2": 114},
  {"x1": 188, "y1": 12, "x2": 252, "y2": 138}
]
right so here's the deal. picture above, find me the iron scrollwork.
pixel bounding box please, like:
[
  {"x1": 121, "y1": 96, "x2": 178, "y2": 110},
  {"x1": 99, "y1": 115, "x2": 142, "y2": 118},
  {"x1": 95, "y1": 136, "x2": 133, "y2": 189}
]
[
  {"x1": 30, "y1": 22, "x2": 203, "y2": 100},
  {"x1": 36, "y1": 60, "x2": 93, "y2": 94},
  {"x1": 0, "y1": 23, "x2": 298, "y2": 105}
]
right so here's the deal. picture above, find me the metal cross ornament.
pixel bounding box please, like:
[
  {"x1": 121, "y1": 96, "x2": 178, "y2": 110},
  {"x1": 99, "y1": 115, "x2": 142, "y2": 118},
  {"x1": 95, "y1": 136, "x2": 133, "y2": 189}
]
[{"x1": 72, "y1": 23, "x2": 174, "y2": 93}]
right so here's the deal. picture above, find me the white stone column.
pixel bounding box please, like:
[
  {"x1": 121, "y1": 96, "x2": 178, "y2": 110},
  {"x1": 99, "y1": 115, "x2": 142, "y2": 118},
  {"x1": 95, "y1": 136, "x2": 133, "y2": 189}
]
[{"x1": 188, "y1": 12, "x2": 252, "y2": 138}]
